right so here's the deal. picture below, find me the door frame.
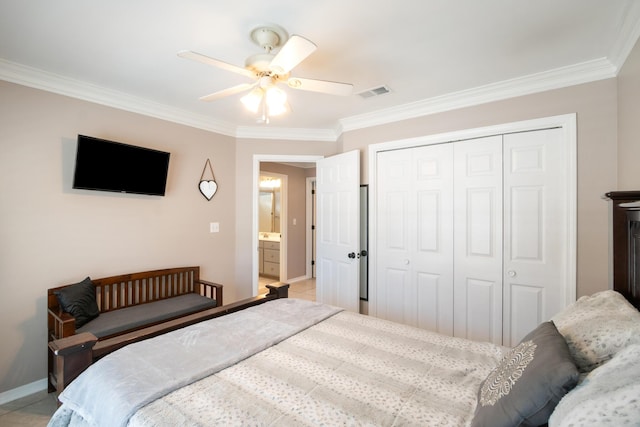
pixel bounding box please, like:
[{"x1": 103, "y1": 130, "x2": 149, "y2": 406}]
[
  {"x1": 367, "y1": 113, "x2": 577, "y2": 318},
  {"x1": 305, "y1": 177, "x2": 316, "y2": 279},
  {"x1": 252, "y1": 154, "x2": 324, "y2": 296}
]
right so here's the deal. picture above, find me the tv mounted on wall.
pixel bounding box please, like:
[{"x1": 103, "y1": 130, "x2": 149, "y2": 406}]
[{"x1": 72, "y1": 135, "x2": 171, "y2": 196}]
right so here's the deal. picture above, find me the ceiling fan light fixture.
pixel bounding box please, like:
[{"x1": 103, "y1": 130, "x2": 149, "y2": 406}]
[
  {"x1": 240, "y1": 87, "x2": 264, "y2": 113},
  {"x1": 265, "y1": 86, "x2": 288, "y2": 116}
]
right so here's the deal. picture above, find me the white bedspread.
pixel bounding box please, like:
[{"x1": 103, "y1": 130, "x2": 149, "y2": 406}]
[
  {"x1": 50, "y1": 299, "x2": 341, "y2": 427},
  {"x1": 50, "y1": 301, "x2": 507, "y2": 426}
]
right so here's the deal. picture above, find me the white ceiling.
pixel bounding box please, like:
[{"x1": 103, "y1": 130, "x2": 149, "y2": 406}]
[{"x1": 1, "y1": 1, "x2": 639, "y2": 140}]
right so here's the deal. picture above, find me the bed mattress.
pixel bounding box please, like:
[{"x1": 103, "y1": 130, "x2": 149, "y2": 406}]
[{"x1": 50, "y1": 301, "x2": 506, "y2": 427}]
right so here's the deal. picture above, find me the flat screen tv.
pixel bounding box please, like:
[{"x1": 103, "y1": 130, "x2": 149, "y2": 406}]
[{"x1": 72, "y1": 135, "x2": 170, "y2": 196}]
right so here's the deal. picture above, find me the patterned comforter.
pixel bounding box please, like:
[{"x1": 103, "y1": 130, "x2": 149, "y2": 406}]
[{"x1": 49, "y1": 303, "x2": 507, "y2": 426}]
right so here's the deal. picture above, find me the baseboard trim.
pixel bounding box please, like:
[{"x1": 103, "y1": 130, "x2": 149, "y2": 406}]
[
  {"x1": 0, "y1": 378, "x2": 48, "y2": 405},
  {"x1": 285, "y1": 275, "x2": 311, "y2": 284}
]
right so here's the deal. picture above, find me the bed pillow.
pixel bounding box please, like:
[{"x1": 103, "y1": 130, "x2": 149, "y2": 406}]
[
  {"x1": 551, "y1": 290, "x2": 640, "y2": 373},
  {"x1": 54, "y1": 276, "x2": 100, "y2": 328},
  {"x1": 548, "y1": 343, "x2": 640, "y2": 426},
  {"x1": 471, "y1": 321, "x2": 579, "y2": 427}
]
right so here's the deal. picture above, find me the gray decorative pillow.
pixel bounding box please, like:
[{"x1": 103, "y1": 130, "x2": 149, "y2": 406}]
[
  {"x1": 551, "y1": 290, "x2": 640, "y2": 372},
  {"x1": 54, "y1": 276, "x2": 100, "y2": 328},
  {"x1": 472, "y1": 321, "x2": 579, "y2": 427}
]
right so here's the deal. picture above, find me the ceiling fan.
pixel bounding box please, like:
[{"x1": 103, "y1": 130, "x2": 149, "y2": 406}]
[{"x1": 178, "y1": 24, "x2": 353, "y2": 122}]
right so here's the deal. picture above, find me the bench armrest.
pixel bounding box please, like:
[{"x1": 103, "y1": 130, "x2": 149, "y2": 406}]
[
  {"x1": 48, "y1": 308, "x2": 76, "y2": 340},
  {"x1": 48, "y1": 332, "x2": 98, "y2": 395},
  {"x1": 195, "y1": 279, "x2": 223, "y2": 306}
]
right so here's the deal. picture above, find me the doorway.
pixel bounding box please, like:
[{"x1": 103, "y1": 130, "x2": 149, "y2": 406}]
[
  {"x1": 258, "y1": 172, "x2": 286, "y2": 282},
  {"x1": 252, "y1": 154, "x2": 323, "y2": 297}
]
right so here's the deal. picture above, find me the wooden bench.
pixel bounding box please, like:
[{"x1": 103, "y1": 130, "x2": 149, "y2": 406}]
[
  {"x1": 47, "y1": 266, "x2": 224, "y2": 393},
  {"x1": 48, "y1": 282, "x2": 290, "y2": 397},
  {"x1": 48, "y1": 266, "x2": 223, "y2": 341}
]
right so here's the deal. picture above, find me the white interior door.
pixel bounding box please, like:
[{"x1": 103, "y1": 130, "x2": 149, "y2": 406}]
[
  {"x1": 453, "y1": 136, "x2": 503, "y2": 344},
  {"x1": 316, "y1": 150, "x2": 360, "y2": 312},
  {"x1": 503, "y1": 127, "x2": 570, "y2": 346},
  {"x1": 376, "y1": 144, "x2": 455, "y2": 334}
]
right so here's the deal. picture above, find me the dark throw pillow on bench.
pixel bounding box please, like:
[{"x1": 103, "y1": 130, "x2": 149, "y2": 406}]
[{"x1": 54, "y1": 276, "x2": 100, "y2": 328}]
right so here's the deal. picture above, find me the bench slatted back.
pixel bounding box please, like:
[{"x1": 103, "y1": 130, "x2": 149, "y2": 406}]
[{"x1": 48, "y1": 267, "x2": 201, "y2": 313}]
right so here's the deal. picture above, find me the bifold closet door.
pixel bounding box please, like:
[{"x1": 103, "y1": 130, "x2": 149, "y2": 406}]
[
  {"x1": 453, "y1": 136, "x2": 503, "y2": 345},
  {"x1": 375, "y1": 143, "x2": 454, "y2": 335},
  {"x1": 502, "y1": 127, "x2": 569, "y2": 346}
]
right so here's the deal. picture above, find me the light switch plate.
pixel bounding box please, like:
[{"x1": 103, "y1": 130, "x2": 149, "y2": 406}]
[{"x1": 209, "y1": 222, "x2": 219, "y2": 233}]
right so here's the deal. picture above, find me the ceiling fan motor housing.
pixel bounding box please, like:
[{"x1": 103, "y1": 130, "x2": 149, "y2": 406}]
[{"x1": 250, "y1": 25, "x2": 288, "y2": 52}]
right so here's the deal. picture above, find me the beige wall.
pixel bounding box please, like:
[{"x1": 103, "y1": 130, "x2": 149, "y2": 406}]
[
  {"x1": 618, "y1": 38, "x2": 640, "y2": 189},
  {"x1": 260, "y1": 162, "x2": 310, "y2": 280},
  {"x1": 342, "y1": 78, "x2": 619, "y2": 299},
  {"x1": 0, "y1": 81, "x2": 237, "y2": 393}
]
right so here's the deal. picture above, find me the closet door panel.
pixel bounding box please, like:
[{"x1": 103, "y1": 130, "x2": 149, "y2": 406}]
[
  {"x1": 510, "y1": 186, "x2": 543, "y2": 260},
  {"x1": 453, "y1": 136, "x2": 503, "y2": 344},
  {"x1": 413, "y1": 144, "x2": 454, "y2": 334},
  {"x1": 381, "y1": 267, "x2": 410, "y2": 324},
  {"x1": 416, "y1": 272, "x2": 443, "y2": 330},
  {"x1": 376, "y1": 144, "x2": 454, "y2": 334},
  {"x1": 464, "y1": 278, "x2": 500, "y2": 343},
  {"x1": 503, "y1": 128, "x2": 569, "y2": 346},
  {"x1": 508, "y1": 284, "x2": 544, "y2": 346}
]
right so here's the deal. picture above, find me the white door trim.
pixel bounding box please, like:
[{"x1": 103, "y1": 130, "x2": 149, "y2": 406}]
[
  {"x1": 367, "y1": 113, "x2": 577, "y2": 318},
  {"x1": 305, "y1": 177, "x2": 316, "y2": 279}
]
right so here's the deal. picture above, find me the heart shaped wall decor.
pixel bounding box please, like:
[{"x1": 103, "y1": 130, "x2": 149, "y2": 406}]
[{"x1": 199, "y1": 180, "x2": 217, "y2": 201}]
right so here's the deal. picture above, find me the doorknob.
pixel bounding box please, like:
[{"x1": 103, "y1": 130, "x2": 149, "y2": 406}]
[
  {"x1": 360, "y1": 250, "x2": 368, "y2": 257},
  {"x1": 507, "y1": 270, "x2": 517, "y2": 277},
  {"x1": 348, "y1": 252, "x2": 356, "y2": 259}
]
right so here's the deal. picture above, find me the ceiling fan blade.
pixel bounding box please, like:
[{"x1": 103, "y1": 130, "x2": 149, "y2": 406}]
[
  {"x1": 287, "y1": 77, "x2": 353, "y2": 96},
  {"x1": 178, "y1": 50, "x2": 256, "y2": 79},
  {"x1": 199, "y1": 83, "x2": 255, "y2": 102},
  {"x1": 269, "y1": 35, "x2": 317, "y2": 74}
]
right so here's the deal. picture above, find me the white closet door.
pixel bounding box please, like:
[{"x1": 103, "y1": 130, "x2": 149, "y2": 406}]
[
  {"x1": 453, "y1": 136, "x2": 503, "y2": 344},
  {"x1": 376, "y1": 143, "x2": 454, "y2": 334},
  {"x1": 503, "y1": 128, "x2": 569, "y2": 346}
]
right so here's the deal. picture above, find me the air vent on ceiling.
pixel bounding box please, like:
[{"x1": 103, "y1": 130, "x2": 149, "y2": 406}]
[{"x1": 357, "y1": 85, "x2": 391, "y2": 99}]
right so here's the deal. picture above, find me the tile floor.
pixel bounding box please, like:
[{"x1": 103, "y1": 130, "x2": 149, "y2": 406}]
[
  {"x1": 2, "y1": 277, "x2": 316, "y2": 425},
  {"x1": 0, "y1": 389, "x2": 58, "y2": 426}
]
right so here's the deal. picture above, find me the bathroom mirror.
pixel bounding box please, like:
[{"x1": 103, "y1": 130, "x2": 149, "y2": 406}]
[{"x1": 259, "y1": 177, "x2": 281, "y2": 233}]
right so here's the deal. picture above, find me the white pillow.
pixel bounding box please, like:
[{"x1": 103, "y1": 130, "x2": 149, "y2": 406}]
[
  {"x1": 551, "y1": 290, "x2": 640, "y2": 372},
  {"x1": 548, "y1": 343, "x2": 640, "y2": 426}
]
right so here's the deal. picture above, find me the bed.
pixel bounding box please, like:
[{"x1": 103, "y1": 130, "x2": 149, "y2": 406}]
[{"x1": 47, "y1": 290, "x2": 640, "y2": 427}]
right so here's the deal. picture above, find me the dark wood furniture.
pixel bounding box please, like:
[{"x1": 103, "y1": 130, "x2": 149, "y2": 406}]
[
  {"x1": 605, "y1": 191, "x2": 640, "y2": 310},
  {"x1": 47, "y1": 266, "x2": 226, "y2": 394},
  {"x1": 47, "y1": 266, "x2": 223, "y2": 341},
  {"x1": 48, "y1": 282, "x2": 289, "y2": 397}
]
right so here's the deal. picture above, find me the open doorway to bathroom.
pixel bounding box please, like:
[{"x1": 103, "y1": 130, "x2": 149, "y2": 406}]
[{"x1": 255, "y1": 157, "x2": 320, "y2": 301}]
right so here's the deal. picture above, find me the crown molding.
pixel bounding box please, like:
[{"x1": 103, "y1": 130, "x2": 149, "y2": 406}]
[
  {"x1": 0, "y1": 58, "x2": 237, "y2": 136},
  {"x1": 340, "y1": 57, "x2": 617, "y2": 132},
  {"x1": 235, "y1": 125, "x2": 339, "y2": 141},
  {"x1": 608, "y1": 0, "x2": 640, "y2": 71},
  {"x1": 0, "y1": 53, "x2": 622, "y2": 140}
]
